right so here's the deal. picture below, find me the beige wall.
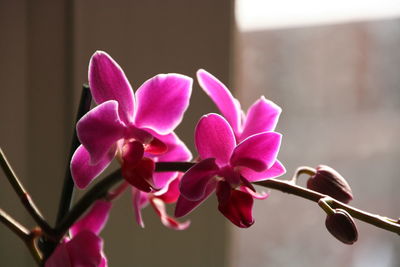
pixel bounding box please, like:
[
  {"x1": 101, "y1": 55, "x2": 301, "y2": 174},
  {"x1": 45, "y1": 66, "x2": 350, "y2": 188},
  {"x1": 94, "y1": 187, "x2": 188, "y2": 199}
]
[{"x1": 0, "y1": 1, "x2": 234, "y2": 266}]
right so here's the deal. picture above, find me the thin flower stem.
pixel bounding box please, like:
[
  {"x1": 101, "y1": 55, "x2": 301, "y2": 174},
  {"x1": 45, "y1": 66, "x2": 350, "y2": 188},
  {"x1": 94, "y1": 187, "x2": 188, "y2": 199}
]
[
  {"x1": 53, "y1": 161, "x2": 400, "y2": 243},
  {"x1": 54, "y1": 169, "x2": 123, "y2": 239},
  {"x1": 56, "y1": 84, "x2": 92, "y2": 225},
  {"x1": 0, "y1": 209, "x2": 43, "y2": 266},
  {"x1": 290, "y1": 166, "x2": 316, "y2": 184},
  {"x1": 0, "y1": 148, "x2": 54, "y2": 236},
  {"x1": 0, "y1": 208, "x2": 30, "y2": 241},
  {"x1": 254, "y1": 179, "x2": 400, "y2": 235}
]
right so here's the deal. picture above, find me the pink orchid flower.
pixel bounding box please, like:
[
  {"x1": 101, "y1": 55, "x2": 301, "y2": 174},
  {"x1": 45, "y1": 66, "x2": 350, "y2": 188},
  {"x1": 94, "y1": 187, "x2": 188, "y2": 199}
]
[
  {"x1": 71, "y1": 51, "x2": 192, "y2": 192},
  {"x1": 109, "y1": 133, "x2": 192, "y2": 230},
  {"x1": 175, "y1": 113, "x2": 285, "y2": 228},
  {"x1": 133, "y1": 174, "x2": 190, "y2": 230},
  {"x1": 46, "y1": 200, "x2": 112, "y2": 267},
  {"x1": 197, "y1": 69, "x2": 282, "y2": 143}
]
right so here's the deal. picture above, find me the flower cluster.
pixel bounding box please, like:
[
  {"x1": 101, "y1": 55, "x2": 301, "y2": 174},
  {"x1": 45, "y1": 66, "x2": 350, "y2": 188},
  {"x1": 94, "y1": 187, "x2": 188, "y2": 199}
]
[{"x1": 50, "y1": 51, "x2": 285, "y2": 266}]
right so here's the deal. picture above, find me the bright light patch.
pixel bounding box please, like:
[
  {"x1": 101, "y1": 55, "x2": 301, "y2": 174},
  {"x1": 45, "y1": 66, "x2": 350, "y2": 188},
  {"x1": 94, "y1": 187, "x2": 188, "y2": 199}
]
[{"x1": 236, "y1": 0, "x2": 400, "y2": 31}]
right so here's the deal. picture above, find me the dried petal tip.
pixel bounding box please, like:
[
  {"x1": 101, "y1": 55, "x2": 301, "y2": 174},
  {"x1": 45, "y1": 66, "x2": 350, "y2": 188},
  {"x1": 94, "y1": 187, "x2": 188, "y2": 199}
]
[
  {"x1": 307, "y1": 165, "x2": 353, "y2": 203},
  {"x1": 325, "y1": 209, "x2": 358, "y2": 245}
]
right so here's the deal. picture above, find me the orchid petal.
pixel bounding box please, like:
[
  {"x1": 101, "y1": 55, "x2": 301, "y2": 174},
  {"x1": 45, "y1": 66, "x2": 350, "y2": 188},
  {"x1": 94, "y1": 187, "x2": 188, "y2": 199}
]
[
  {"x1": 240, "y1": 160, "x2": 286, "y2": 182},
  {"x1": 100, "y1": 254, "x2": 108, "y2": 267},
  {"x1": 71, "y1": 145, "x2": 115, "y2": 189},
  {"x1": 134, "y1": 74, "x2": 192, "y2": 134},
  {"x1": 151, "y1": 198, "x2": 190, "y2": 230},
  {"x1": 45, "y1": 242, "x2": 70, "y2": 267},
  {"x1": 154, "y1": 175, "x2": 181, "y2": 203},
  {"x1": 216, "y1": 182, "x2": 254, "y2": 228},
  {"x1": 67, "y1": 231, "x2": 104, "y2": 267},
  {"x1": 179, "y1": 158, "x2": 219, "y2": 201},
  {"x1": 195, "y1": 114, "x2": 236, "y2": 166},
  {"x1": 150, "y1": 132, "x2": 192, "y2": 189},
  {"x1": 240, "y1": 96, "x2": 282, "y2": 142},
  {"x1": 132, "y1": 188, "x2": 148, "y2": 228},
  {"x1": 239, "y1": 178, "x2": 269, "y2": 200},
  {"x1": 77, "y1": 100, "x2": 126, "y2": 165},
  {"x1": 70, "y1": 200, "x2": 112, "y2": 237},
  {"x1": 122, "y1": 157, "x2": 156, "y2": 192},
  {"x1": 231, "y1": 132, "x2": 282, "y2": 171},
  {"x1": 89, "y1": 51, "x2": 135, "y2": 124},
  {"x1": 197, "y1": 69, "x2": 241, "y2": 135},
  {"x1": 174, "y1": 179, "x2": 217, "y2": 218}
]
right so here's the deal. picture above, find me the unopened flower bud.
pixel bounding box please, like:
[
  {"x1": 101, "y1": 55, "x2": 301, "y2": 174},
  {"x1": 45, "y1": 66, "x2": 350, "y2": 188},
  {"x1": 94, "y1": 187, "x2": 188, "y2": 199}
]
[
  {"x1": 325, "y1": 209, "x2": 358, "y2": 244},
  {"x1": 307, "y1": 165, "x2": 353, "y2": 203}
]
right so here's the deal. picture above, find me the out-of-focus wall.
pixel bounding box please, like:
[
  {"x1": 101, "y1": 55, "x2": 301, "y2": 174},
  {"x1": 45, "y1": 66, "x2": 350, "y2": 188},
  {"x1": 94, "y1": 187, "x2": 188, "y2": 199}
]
[
  {"x1": 232, "y1": 19, "x2": 400, "y2": 267},
  {"x1": 0, "y1": 1, "x2": 234, "y2": 266}
]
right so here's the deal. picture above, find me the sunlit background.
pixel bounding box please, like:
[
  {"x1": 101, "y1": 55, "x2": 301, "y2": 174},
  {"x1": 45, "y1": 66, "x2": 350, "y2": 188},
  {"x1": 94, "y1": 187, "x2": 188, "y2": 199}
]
[
  {"x1": 233, "y1": 1, "x2": 400, "y2": 266},
  {"x1": 1, "y1": 1, "x2": 399, "y2": 266}
]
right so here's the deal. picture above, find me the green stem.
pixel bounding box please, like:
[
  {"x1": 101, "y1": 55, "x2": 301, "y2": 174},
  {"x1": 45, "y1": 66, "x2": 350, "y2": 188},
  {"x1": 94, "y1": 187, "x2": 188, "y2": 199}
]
[
  {"x1": 0, "y1": 208, "x2": 42, "y2": 266},
  {"x1": 0, "y1": 208, "x2": 30, "y2": 241},
  {"x1": 0, "y1": 148, "x2": 54, "y2": 236},
  {"x1": 56, "y1": 85, "x2": 92, "y2": 225},
  {"x1": 290, "y1": 166, "x2": 316, "y2": 184},
  {"x1": 55, "y1": 161, "x2": 400, "y2": 242},
  {"x1": 254, "y1": 179, "x2": 400, "y2": 235},
  {"x1": 54, "y1": 169, "x2": 123, "y2": 239}
]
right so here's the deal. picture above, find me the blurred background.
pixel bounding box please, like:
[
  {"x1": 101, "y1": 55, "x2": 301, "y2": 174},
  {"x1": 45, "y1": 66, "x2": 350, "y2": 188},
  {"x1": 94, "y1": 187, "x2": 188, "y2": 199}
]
[{"x1": 1, "y1": 0, "x2": 399, "y2": 266}]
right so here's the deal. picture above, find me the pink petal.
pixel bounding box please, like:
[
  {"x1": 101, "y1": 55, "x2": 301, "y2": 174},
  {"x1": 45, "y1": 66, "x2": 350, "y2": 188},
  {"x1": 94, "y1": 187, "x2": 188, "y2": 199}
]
[
  {"x1": 179, "y1": 158, "x2": 219, "y2": 201},
  {"x1": 77, "y1": 100, "x2": 126, "y2": 165},
  {"x1": 70, "y1": 200, "x2": 112, "y2": 237},
  {"x1": 150, "y1": 132, "x2": 192, "y2": 189},
  {"x1": 132, "y1": 188, "x2": 149, "y2": 228},
  {"x1": 216, "y1": 182, "x2": 254, "y2": 228},
  {"x1": 195, "y1": 113, "x2": 236, "y2": 166},
  {"x1": 122, "y1": 157, "x2": 156, "y2": 192},
  {"x1": 150, "y1": 198, "x2": 190, "y2": 230},
  {"x1": 99, "y1": 254, "x2": 108, "y2": 267},
  {"x1": 197, "y1": 69, "x2": 242, "y2": 135},
  {"x1": 134, "y1": 74, "x2": 192, "y2": 135},
  {"x1": 174, "y1": 179, "x2": 217, "y2": 218},
  {"x1": 71, "y1": 145, "x2": 115, "y2": 189},
  {"x1": 230, "y1": 132, "x2": 282, "y2": 172},
  {"x1": 67, "y1": 231, "x2": 104, "y2": 266},
  {"x1": 45, "y1": 242, "x2": 71, "y2": 267},
  {"x1": 240, "y1": 160, "x2": 286, "y2": 182},
  {"x1": 239, "y1": 96, "x2": 282, "y2": 142},
  {"x1": 89, "y1": 51, "x2": 135, "y2": 124},
  {"x1": 239, "y1": 178, "x2": 269, "y2": 200},
  {"x1": 154, "y1": 175, "x2": 181, "y2": 203}
]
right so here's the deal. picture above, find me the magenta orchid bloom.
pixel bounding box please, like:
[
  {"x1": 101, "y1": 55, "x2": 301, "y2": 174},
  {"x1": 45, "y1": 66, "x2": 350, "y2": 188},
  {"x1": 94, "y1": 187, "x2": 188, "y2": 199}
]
[
  {"x1": 133, "y1": 174, "x2": 190, "y2": 230},
  {"x1": 197, "y1": 69, "x2": 282, "y2": 143},
  {"x1": 119, "y1": 132, "x2": 192, "y2": 230},
  {"x1": 71, "y1": 51, "x2": 192, "y2": 192},
  {"x1": 175, "y1": 113, "x2": 285, "y2": 228},
  {"x1": 46, "y1": 200, "x2": 112, "y2": 267}
]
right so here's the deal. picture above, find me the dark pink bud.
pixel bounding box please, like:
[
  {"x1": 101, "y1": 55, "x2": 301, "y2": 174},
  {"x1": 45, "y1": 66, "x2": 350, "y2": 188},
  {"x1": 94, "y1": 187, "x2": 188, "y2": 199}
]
[
  {"x1": 216, "y1": 181, "x2": 254, "y2": 228},
  {"x1": 307, "y1": 165, "x2": 353, "y2": 203},
  {"x1": 325, "y1": 209, "x2": 358, "y2": 245}
]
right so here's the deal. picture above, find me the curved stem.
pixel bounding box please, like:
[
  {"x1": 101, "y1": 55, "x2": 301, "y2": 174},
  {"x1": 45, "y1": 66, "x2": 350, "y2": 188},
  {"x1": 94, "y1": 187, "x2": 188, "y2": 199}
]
[
  {"x1": 54, "y1": 169, "x2": 123, "y2": 239},
  {"x1": 254, "y1": 179, "x2": 400, "y2": 234},
  {"x1": 0, "y1": 208, "x2": 43, "y2": 266},
  {"x1": 290, "y1": 166, "x2": 316, "y2": 184},
  {"x1": 0, "y1": 148, "x2": 54, "y2": 236},
  {"x1": 56, "y1": 85, "x2": 92, "y2": 225},
  {"x1": 54, "y1": 161, "x2": 400, "y2": 243},
  {"x1": 0, "y1": 208, "x2": 30, "y2": 241}
]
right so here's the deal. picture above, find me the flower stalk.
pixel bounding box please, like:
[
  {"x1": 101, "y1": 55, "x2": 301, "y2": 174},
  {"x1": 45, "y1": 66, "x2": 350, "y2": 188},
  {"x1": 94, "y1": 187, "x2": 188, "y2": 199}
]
[
  {"x1": 56, "y1": 84, "x2": 92, "y2": 225},
  {"x1": 52, "y1": 161, "x2": 400, "y2": 241},
  {"x1": 0, "y1": 148, "x2": 53, "y2": 236}
]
